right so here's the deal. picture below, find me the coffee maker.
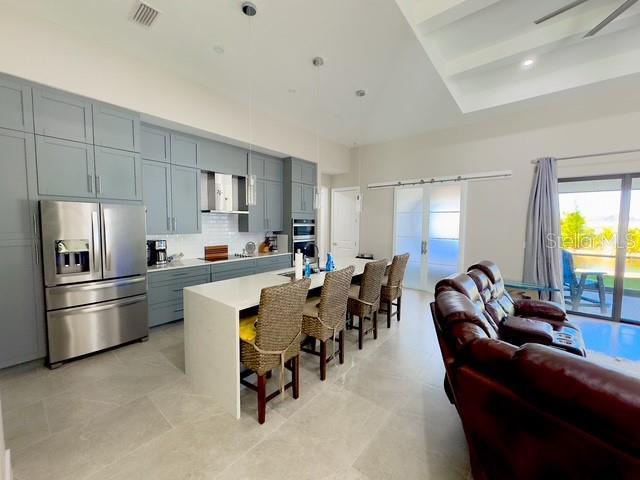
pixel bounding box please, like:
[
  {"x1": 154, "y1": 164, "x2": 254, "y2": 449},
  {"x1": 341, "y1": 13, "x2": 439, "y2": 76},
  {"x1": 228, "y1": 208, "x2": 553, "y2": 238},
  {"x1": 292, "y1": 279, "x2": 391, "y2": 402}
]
[{"x1": 147, "y1": 240, "x2": 167, "y2": 266}]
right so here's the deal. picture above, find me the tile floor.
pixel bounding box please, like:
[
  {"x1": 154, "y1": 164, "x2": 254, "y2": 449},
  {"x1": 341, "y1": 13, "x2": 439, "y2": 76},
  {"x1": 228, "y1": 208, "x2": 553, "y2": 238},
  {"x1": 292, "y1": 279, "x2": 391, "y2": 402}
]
[{"x1": 0, "y1": 289, "x2": 471, "y2": 480}]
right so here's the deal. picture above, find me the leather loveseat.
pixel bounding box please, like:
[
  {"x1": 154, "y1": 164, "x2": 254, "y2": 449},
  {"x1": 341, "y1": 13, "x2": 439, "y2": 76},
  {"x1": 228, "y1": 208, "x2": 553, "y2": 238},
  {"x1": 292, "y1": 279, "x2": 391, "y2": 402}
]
[{"x1": 431, "y1": 289, "x2": 640, "y2": 479}]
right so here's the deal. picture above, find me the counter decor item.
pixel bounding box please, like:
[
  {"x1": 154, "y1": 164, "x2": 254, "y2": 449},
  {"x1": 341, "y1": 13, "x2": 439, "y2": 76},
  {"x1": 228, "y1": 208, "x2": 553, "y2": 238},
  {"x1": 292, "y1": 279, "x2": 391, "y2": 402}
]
[
  {"x1": 259, "y1": 236, "x2": 272, "y2": 253},
  {"x1": 294, "y1": 251, "x2": 304, "y2": 280},
  {"x1": 325, "y1": 252, "x2": 335, "y2": 272},
  {"x1": 204, "y1": 245, "x2": 228, "y2": 262},
  {"x1": 245, "y1": 241, "x2": 257, "y2": 256},
  {"x1": 304, "y1": 258, "x2": 312, "y2": 278}
]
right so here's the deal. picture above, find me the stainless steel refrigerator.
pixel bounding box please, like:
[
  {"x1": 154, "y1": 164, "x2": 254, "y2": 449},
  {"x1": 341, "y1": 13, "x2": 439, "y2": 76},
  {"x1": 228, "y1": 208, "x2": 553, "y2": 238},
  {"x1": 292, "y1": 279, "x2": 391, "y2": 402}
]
[{"x1": 40, "y1": 201, "x2": 148, "y2": 367}]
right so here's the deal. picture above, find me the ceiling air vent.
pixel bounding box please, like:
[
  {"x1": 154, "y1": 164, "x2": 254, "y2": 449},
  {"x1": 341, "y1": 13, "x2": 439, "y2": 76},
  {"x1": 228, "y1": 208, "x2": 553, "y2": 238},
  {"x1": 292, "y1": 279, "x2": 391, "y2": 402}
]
[{"x1": 132, "y1": 1, "x2": 160, "y2": 28}]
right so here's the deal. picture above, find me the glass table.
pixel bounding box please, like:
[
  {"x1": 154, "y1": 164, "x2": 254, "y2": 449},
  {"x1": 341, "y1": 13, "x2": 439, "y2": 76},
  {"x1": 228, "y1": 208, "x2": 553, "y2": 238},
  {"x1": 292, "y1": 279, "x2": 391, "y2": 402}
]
[{"x1": 504, "y1": 280, "x2": 561, "y2": 300}]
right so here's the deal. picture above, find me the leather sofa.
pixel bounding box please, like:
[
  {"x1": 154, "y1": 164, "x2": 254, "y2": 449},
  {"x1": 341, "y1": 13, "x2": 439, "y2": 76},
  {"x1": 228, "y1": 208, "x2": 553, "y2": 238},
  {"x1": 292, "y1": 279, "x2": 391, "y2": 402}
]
[{"x1": 431, "y1": 289, "x2": 640, "y2": 479}]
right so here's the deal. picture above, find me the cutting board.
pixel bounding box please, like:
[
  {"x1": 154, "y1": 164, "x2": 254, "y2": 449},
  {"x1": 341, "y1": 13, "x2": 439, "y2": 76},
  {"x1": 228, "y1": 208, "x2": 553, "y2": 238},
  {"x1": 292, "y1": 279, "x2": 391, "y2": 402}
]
[{"x1": 204, "y1": 245, "x2": 228, "y2": 261}]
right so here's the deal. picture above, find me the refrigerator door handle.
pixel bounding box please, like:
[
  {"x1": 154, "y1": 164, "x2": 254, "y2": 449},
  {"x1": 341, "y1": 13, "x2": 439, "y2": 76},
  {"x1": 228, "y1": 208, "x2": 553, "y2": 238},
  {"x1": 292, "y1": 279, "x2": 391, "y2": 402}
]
[
  {"x1": 102, "y1": 210, "x2": 111, "y2": 272},
  {"x1": 91, "y1": 211, "x2": 100, "y2": 272}
]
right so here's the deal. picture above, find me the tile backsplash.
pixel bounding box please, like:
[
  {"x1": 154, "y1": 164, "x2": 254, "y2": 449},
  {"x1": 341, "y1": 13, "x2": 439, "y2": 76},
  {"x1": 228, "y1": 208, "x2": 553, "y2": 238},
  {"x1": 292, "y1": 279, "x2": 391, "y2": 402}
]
[{"x1": 146, "y1": 214, "x2": 267, "y2": 258}]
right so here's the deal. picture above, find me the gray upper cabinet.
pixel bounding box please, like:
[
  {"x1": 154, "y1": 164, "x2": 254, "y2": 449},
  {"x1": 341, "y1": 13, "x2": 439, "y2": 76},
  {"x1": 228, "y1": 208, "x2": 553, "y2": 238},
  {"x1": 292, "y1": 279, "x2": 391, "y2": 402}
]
[
  {"x1": 33, "y1": 87, "x2": 93, "y2": 143},
  {"x1": 142, "y1": 160, "x2": 172, "y2": 235},
  {"x1": 290, "y1": 158, "x2": 317, "y2": 185},
  {"x1": 35, "y1": 135, "x2": 95, "y2": 198},
  {"x1": 0, "y1": 74, "x2": 33, "y2": 133},
  {"x1": 171, "y1": 133, "x2": 199, "y2": 168},
  {"x1": 201, "y1": 140, "x2": 248, "y2": 176},
  {"x1": 0, "y1": 239, "x2": 45, "y2": 369},
  {"x1": 302, "y1": 184, "x2": 315, "y2": 213},
  {"x1": 94, "y1": 147, "x2": 142, "y2": 201},
  {"x1": 171, "y1": 165, "x2": 201, "y2": 234},
  {"x1": 291, "y1": 182, "x2": 303, "y2": 214},
  {"x1": 265, "y1": 180, "x2": 283, "y2": 231},
  {"x1": 0, "y1": 128, "x2": 37, "y2": 242},
  {"x1": 249, "y1": 153, "x2": 265, "y2": 178},
  {"x1": 250, "y1": 153, "x2": 283, "y2": 182},
  {"x1": 93, "y1": 103, "x2": 140, "y2": 152},
  {"x1": 240, "y1": 179, "x2": 266, "y2": 232},
  {"x1": 141, "y1": 124, "x2": 170, "y2": 163}
]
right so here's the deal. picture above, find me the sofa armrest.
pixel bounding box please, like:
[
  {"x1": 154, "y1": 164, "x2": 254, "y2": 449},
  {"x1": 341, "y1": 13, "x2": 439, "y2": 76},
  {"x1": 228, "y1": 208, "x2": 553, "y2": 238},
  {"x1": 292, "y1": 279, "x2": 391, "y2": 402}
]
[
  {"x1": 514, "y1": 298, "x2": 566, "y2": 321},
  {"x1": 499, "y1": 316, "x2": 554, "y2": 346}
]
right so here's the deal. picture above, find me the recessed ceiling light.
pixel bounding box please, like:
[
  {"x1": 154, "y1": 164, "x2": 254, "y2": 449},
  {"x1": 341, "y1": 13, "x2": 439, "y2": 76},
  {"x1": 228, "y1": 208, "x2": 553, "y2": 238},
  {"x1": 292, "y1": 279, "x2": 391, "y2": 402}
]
[
  {"x1": 355, "y1": 89, "x2": 366, "y2": 97},
  {"x1": 521, "y1": 58, "x2": 535, "y2": 69},
  {"x1": 213, "y1": 45, "x2": 225, "y2": 55},
  {"x1": 287, "y1": 88, "x2": 297, "y2": 94}
]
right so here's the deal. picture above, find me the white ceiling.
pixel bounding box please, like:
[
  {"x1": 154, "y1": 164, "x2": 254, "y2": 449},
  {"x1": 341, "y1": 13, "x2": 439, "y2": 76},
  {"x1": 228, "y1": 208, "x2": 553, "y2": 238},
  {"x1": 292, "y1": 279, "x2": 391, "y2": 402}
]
[
  {"x1": 3, "y1": 0, "x2": 640, "y2": 147},
  {"x1": 396, "y1": 0, "x2": 640, "y2": 112}
]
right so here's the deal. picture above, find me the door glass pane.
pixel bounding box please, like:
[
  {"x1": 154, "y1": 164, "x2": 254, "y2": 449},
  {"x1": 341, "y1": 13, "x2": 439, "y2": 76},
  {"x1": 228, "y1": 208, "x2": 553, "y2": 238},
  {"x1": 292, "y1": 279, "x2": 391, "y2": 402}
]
[
  {"x1": 621, "y1": 178, "x2": 640, "y2": 323},
  {"x1": 426, "y1": 184, "x2": 462, "y2": 291},
  {"x1": 394, "y1": 187, "x2": 424, "y2": 289},
  {"x1": 559, "y1": 179, "x2": 621, "y2": 318}
]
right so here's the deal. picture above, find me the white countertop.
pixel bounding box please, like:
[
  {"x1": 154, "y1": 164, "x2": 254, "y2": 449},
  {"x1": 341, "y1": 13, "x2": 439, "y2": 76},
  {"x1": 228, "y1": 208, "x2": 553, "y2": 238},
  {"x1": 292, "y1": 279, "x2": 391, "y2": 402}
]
[
  {"x1": 147, "y1": 252, "x2": 292, "y2": 273},
  {"x1": 185, "y1": 257, "x2": 383, "y2": 310}
]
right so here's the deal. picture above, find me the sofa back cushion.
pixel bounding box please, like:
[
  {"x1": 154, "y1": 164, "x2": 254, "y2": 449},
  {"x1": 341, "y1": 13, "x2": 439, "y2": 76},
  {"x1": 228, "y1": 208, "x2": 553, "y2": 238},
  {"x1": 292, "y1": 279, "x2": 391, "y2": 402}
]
[
  {"x1": 469, "y1": 260, "x2": 517, "y2": 316},
  {"x1": 436, "y1": 273, "x2": 499, "y2": 331},
  {"x1": 435, "y1": 290, "x2": 499, "y2": 344}
]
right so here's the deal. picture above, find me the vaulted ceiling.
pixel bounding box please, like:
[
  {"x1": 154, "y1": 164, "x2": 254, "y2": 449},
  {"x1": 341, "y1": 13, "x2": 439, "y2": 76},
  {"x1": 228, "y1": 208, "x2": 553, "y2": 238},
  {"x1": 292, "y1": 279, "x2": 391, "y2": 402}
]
[{"x1": 396, "y1": 0, "x2": 640, "y2": 112}]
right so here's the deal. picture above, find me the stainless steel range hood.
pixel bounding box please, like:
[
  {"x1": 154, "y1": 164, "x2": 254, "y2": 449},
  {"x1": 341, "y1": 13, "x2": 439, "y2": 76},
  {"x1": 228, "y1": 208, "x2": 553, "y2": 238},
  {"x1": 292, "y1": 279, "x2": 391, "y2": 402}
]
[{"x1": 200, "y1": 171, "x2": 249, "y2": 214}]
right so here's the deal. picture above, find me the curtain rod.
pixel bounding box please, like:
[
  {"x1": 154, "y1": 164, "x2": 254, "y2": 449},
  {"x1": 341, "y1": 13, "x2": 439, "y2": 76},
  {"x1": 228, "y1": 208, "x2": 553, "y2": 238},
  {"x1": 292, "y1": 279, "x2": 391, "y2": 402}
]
[
  {"x1": 367, "y1": 170, "x2": 512, "y2": 190},
  {"x1": 531, "y1": 148, "x2": 640, "y2": 164}
]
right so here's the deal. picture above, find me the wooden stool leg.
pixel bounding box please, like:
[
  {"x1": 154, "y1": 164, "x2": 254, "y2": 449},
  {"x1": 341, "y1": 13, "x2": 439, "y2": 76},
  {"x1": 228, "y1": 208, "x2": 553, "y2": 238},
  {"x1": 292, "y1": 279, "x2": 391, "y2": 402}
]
[
  {"x1": 373, "y1": 311, "x2": 378, "y2": 340},
  {"x1": 320, "y1": 340, "x2": 327, "y2": 381},
  {"x1": 292, "y1": 356, "x2": 300, "y2": 399},
  {"x1": 387, "y1": 300, "x2": 392, "y2": 328},
  {"x1": 397, "y1": 296, "x2": 402, "y2": 322},
  {"x1": 338, "y1": 330, "x2": 345, "y2": 364},
  {"x1": 358, "y1": 315, "x2": 364, "y2": 350},
  {"x1": 257, "y1": 374, "x2": 266, "y2": 424}
]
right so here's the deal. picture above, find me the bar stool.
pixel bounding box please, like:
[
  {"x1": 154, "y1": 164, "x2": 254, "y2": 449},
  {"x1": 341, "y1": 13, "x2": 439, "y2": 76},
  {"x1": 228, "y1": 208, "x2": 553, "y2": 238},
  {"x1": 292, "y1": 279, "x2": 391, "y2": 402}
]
[
  {"x1": 301, "y1": 265, "x2": 355, "y2": 380},
  {"x1": 380, "y1": 253, "x2": 410, "y2": 327},
  {"x1": 239, "y1": 278, "x2": 311, "y2": 424},
  {"x1": 347, "y1": 259, "x2": 387, "y2": 349}
]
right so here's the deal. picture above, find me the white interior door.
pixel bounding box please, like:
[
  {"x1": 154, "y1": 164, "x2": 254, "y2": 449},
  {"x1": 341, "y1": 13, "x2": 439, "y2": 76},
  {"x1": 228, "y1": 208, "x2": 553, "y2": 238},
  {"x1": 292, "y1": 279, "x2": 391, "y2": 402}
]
[
  {"x1": 331, "y1": 187, "x2": 359, "y2": 258},
  {"x1": 393, "y1": 183, "x2": 465, "y2": 291}
]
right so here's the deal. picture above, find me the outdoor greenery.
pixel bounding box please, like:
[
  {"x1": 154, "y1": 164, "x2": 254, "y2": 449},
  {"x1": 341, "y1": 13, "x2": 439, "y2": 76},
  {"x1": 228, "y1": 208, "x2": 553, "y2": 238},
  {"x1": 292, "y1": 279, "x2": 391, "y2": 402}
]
[{"x1": 560, "y1": 210, "x2": 640, "y2": 253}]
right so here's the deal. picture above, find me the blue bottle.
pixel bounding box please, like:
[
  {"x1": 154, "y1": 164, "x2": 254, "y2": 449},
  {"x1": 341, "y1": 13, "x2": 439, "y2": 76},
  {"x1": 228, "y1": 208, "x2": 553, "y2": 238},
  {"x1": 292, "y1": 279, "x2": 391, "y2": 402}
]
[
  {"x1": 325, "y1": 252, "x2": 335, "y2": 272},
  {"x1": 304, "y1": 258, "x2": 312, "y2": 278}
]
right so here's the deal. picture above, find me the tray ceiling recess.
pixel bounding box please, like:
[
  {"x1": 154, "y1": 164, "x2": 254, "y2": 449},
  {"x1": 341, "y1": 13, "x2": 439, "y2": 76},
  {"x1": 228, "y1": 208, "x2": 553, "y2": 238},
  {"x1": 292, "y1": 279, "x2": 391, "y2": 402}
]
[{"x1": 394, "y1": 0, "x2": 640, "y2": 112}]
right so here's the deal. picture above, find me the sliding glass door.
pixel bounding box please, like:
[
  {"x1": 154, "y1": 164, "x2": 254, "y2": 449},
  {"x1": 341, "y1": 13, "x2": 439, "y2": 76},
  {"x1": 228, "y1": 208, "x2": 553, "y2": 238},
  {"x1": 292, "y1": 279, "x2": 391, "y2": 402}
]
[
  {"x1": 559, "y1": 174, "x2": 640, "y2": 324},
  {"x1": 393, "y1": 183, "x2": 465, "y2": 292}
]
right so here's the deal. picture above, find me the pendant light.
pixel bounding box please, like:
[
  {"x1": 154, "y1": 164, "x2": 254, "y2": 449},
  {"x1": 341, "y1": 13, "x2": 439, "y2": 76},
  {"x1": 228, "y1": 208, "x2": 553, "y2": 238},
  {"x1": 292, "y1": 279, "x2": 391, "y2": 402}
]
[
  {"x1": 312, "y1": 56, "x2": 323, "y2": 211},
  {"x1": 354, "y1": 89, "x2": 366, "y2": 214},
  {"x1": 243, "y1": 2, "x2": 257, "y2": 206}
]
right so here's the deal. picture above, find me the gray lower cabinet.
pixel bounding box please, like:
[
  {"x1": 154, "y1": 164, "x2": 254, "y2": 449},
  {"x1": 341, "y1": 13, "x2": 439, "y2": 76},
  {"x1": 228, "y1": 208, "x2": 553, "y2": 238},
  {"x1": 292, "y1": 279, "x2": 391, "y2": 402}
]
[
  {"x1": 147, "y1": 266, "x2": 210, "y2": 327},
  {"x1": 211, "y1": 260, "x2": 256, "y2": 281},
  {"x1": 200, "y1": 139, "x2": 248, "y2": 177},
  {"x1": 171, "y1": 133, "x2": 199, "y2": 168},
  {"x1": 142, "y1": 160, "x2": 172, "y2": 234},
  {"x1": 0, "y1": 128, "x2": 38, "y2": 242},
  {"x1": 0, "y1": 74, "x2": 33, "y2": 133},
  {"x1": 33, "y1": 87, "x2": 93, "y2": 144},
  {"x1": 94, "y1": 147, "x2": 142, "y2": 201},
  {"x1": 141, "y1": 124, "x2": 170, "y2": 163},
  {"x1": 93, "y1": 104, "x2": 140, "y2": 153},
  {"x1": 254, "y1": 255, "x2": 291, "y2": 273},
  {"x1": 0, "y1": 239, "x2": 45, "y2": 368},
  {"x1": 171, "y1": 165, "x2": 201, "y2": 234},
  {"x1": 35, "y1": 135, "x2": 95, "y2": 198}
]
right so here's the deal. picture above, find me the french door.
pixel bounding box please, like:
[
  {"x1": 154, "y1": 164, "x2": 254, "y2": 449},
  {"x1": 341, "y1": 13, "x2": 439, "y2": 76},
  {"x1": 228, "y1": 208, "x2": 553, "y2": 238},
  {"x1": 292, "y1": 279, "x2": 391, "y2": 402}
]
[
  {"x1": 558, "y1": 174, "x2": 640, "y2": 324},
  {"x1": 393, "y1": 183, "x2": 466, "y2": 292}
]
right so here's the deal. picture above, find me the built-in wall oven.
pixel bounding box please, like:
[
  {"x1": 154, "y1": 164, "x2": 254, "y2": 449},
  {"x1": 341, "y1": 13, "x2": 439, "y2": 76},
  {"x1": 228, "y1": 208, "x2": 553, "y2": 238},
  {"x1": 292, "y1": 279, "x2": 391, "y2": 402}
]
[
  {"x1": 292, "y1": 218, "x2": 317, "y2": 259},
  {"x1": 40, "y1": 201, "x2": 148, "y2": 368}
]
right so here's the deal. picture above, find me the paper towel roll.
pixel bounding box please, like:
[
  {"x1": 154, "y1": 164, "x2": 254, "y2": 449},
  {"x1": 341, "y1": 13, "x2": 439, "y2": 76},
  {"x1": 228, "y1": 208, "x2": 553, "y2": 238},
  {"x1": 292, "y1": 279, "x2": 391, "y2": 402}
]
[{"x1": 294, "y1": 252, "x2": 304, "y2": 280}]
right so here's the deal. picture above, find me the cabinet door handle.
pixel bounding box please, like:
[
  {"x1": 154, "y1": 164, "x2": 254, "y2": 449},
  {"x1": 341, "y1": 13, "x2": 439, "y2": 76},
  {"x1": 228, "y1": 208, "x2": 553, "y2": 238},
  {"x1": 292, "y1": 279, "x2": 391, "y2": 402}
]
[
  {"x1": 167, "y1": 217, "x2": 172, "y2": 232},
  {"x1": 173, "y1": 217, "x2": 177, "y2": 232},
  {"x1": 96, "y1": 176, "x2": 102, "y2": 195},
  {"x1": 88, "y1": 174, "x2": 93, "y2": 193},
  {"x1": 32, "y1": 212, "x2": 38, "y2": 238},
  {"x1": 34, "y1": 243, "x2": 39, "y2": 265}
]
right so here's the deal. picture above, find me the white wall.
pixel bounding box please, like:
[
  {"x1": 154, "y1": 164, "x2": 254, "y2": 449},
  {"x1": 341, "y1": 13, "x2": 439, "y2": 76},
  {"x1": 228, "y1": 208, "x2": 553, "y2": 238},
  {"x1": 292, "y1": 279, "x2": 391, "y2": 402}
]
[
  {"x1": 0, "y1": 8, "x2": 350, "y2": 175},
  {"x1": 333, "y1": 110, "x2": 640, "y2": 279}
]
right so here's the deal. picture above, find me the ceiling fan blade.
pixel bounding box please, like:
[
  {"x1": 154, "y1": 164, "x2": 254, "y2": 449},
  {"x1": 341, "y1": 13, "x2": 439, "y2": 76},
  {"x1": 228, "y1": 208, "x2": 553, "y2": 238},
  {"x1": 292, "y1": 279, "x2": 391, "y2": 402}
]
[
  {"x1": 534, "y1": 0, "x2": 590, "y2": 24},
  {"x1": 584, "y1": 0, "x2": 639, "y2": 37}
]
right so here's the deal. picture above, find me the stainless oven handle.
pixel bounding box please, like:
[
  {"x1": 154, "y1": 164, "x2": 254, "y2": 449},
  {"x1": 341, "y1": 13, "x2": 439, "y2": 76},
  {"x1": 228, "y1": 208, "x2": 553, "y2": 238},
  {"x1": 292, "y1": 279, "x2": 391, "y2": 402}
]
[
  {"x1": 91, "y1": 211, "x2": 100, "y2": 272},
  {"x1": 47, "y1": 294, "x2": 146, "y2": 316}
]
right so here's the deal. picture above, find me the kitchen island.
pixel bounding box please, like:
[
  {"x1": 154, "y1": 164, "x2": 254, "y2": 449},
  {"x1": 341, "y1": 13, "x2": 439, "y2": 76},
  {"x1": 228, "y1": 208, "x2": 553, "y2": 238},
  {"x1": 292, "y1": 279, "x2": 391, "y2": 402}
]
[{"x1": 184, "y1": 256, "x2": 380, "y2": 419}]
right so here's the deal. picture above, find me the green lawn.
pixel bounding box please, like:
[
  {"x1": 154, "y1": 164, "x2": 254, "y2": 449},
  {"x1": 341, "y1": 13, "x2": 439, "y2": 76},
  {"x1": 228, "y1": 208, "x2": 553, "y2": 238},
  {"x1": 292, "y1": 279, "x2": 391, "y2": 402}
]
[{"x1": 602, "y1": 276, "x2": 640, "y2": 292}]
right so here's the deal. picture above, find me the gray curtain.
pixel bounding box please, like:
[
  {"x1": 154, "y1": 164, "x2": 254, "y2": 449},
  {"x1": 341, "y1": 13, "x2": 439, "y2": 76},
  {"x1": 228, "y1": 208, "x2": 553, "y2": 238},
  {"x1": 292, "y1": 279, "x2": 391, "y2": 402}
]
[{"x1": 523, "y1": 157, "x2": 564, "y2": 304}]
